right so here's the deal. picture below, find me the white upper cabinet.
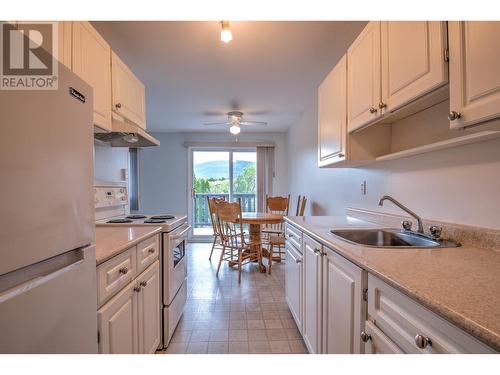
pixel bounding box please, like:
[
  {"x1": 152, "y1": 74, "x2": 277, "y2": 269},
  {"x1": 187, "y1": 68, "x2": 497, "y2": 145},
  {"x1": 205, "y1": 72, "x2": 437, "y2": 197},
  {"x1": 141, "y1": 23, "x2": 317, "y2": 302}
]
[
  {"x1": 448, "y1": 21, "x2": 500, "y2": 129},
  {"x1": 318, "y1": 55, "x2": 347, "y2": 166},
  {"x1": 381, "y1": 21, "x2": 448, "y2": 113},
  {"x1": 111, "y1": 51, "x2": 147, "y2": 129},
  {"x1": 347, "y1": 21, "x2": 382, "y2": 132},
  {"x1": 72, "y1": 21, "x2": 112, "y2": 131}
]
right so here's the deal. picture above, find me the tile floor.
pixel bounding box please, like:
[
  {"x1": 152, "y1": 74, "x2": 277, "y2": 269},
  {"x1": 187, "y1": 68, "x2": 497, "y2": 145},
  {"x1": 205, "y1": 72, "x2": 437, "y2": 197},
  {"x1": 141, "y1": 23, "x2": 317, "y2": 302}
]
[{"x1": 160, "y1": 242, "x2": 308, "y2": 354}]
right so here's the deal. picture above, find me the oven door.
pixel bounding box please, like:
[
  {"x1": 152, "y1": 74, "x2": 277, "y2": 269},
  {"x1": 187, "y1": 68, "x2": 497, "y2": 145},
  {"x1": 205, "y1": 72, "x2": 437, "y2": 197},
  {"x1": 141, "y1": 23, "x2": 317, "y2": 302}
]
[{"x1": 164, "y1": 223, "x2": 190, "y2": 306}]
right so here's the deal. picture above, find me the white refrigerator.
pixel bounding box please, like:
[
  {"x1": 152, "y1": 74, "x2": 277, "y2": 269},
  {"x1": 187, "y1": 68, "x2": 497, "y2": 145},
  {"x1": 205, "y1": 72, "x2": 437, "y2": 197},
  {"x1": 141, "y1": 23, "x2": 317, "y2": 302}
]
[{"x1": 0, "y1": 63, "x2": 98, "y2": 353}]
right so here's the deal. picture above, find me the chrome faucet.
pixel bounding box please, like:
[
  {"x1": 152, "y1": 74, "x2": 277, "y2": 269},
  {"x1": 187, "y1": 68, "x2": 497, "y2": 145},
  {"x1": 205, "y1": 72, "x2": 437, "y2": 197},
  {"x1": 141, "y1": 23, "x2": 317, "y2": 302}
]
[{"x1": 378, "y1": 195, "x2": 424, "y2": 234}]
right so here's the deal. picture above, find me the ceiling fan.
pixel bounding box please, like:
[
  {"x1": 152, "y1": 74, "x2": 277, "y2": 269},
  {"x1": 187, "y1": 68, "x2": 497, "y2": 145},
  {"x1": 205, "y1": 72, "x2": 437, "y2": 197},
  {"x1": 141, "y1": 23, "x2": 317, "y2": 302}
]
[{"x1": 203, "y1": 111, "x2": 268, "y2": 135}]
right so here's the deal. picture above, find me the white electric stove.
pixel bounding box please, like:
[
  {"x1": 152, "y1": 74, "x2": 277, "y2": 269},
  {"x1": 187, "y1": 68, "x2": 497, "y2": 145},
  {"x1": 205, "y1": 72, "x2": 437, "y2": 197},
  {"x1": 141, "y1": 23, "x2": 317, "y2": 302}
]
[{"x1": 95, "y1": 183, "x2": 189, "y2": 348}]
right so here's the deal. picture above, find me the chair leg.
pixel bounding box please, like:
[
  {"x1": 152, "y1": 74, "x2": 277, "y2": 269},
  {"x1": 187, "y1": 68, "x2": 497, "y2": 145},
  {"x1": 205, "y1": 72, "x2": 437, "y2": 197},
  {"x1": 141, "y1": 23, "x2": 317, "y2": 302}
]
[
  {"x1": 216, "y1": 245, "x2": 225, "y2": 277},
  {"x1": 238, "y1": 250, "x2": 243, "y2": 284},
  {"x1": 268, "y1": 244, "x2": 273, "y2": 275},
  {"x1": 208, "y1": 235, "x2": 217, "y2": 261},
  {"x1": 257, "y1": 244, "x2": 264, "y2": 272}
]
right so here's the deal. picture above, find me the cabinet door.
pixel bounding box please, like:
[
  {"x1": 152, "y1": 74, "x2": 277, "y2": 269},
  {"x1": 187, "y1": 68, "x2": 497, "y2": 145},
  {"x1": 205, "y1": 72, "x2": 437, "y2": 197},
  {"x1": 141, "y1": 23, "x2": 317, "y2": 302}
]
[
  {"x1": 137, "y1": 261, "x2": 161, "y2": 354},
  {"x1": 318, "y1": 54, "x2": 347, "y2": 166},
  {"x1": 381, "y1": 21, "x2": 448, "y2": 113},
  {"x1": 72, "y1": 21, "x2": 112, "y2": 131},
  {"x1": 302, "y1": 235, "x2": 322, "y2": 354},
  {"x1": 449, "y1": 21, "x2": 500, "y2": 129},
  {"x1": 322, "y1": 248, "x2": 366, "y2": 354},
  {"x1": 98, "y1": 281, "x2": 138, "y2": 354},
  {"x1": 111, "y1": 51, "x2": 146, "y2": 129},
  {"x1": 347, "y1": 21, "x2": 381, "y2": 132},
  {"x1": 56, "y1": 22, "x2": 72, "y2": 69},
  {"x1": 364, "y1": 321, "x2": 403, "y2": 354},
  {"x1": 285, "y1": 244, "x2": 303, "y2": 333}
]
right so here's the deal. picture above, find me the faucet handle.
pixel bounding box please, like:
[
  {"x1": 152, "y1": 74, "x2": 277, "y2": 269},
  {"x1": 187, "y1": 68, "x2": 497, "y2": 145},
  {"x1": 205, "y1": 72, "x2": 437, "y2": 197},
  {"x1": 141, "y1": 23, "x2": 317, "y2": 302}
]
[
  {"x1": 429, "y1": 226, "x2": 442, "y2": 239},
  {"x1": 401, "y1": 220, "x2": 413, "y2": 231}
]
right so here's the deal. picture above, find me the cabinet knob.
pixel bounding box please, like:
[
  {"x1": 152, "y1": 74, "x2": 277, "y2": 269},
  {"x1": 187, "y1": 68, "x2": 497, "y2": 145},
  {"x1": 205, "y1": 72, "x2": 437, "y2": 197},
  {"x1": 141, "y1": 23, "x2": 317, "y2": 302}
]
[
  {"x1": 115, "y1": 103, "x2": 122, "y2": 109},
  {"x1": 133, "y1": 286, "x2": 142, "y2": 293},
  {"x1": 295, "y1": 259, "x2": 302, "y2": 264},
  {"x1": 338, "y1": 153, "x2": 345, "y2": 158},
  {"x1": 287, "y1": 233, "x2": 294, "y2": 238},
  {"x1": 369, "y1": 107, "x2": 378, "y2": 114},
  {"x1": 414, "y1": 334, "x2": 432, "y2": 349},
  {"x1": 313, "y1": 248, "x2": 321, "y2": 254},
  {"x1": 148, "y1": 248, "x2": 155, "y2": 254},
  {"x1": 360, "y1": 331, "x2": 372, "y2": 342},
  {"x1": 118, "y1": 267, "x2": 128, "y2": 275},
  {"x1": 140, "y1": 280, "x2": 148, "y2": 287},
  {"x1": 378, "y1": 102, "x2": 387, "y2": 109},
  {"x1": 448, "y1": 111, "x2": 461, "y2": 121}
]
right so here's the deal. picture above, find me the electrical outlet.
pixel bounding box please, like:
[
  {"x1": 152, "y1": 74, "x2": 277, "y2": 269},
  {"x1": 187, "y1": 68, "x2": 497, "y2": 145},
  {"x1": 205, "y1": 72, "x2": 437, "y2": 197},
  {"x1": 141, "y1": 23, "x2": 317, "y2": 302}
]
[{"x1": 361, "y1": 180, "x2": 367, "y2": 195}]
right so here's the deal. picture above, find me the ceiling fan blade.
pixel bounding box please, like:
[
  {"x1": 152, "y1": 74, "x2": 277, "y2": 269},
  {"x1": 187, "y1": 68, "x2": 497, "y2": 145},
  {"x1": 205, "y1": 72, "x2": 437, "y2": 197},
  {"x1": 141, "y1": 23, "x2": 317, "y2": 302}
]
[
  {"x1": 202, "y1": 122, "x2": 230, "y2": 126},
  {"x1": 239, "y1": 121, "x2": 268, "y2": 126},
  {"x1": 201, "y1": 110, "x2": 226, "y2": 116}
]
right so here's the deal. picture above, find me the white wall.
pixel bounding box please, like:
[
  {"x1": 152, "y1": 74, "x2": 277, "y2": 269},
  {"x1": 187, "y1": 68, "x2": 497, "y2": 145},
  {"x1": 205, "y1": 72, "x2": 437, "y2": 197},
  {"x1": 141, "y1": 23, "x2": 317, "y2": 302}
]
[
  {"x1": 286, "y1": 96, "x2": 500, "y2": 230},
  {"x1": 94, "y1": 142, "x2": 129, "y2": 183},
  {"x1": 138, "y1": 131, "x2": 288, "y2": 214}
]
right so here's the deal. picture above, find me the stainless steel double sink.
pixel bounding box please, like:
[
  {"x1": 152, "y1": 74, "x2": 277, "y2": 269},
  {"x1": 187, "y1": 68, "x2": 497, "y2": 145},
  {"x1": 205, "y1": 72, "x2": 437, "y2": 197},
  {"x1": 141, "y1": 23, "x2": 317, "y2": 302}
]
[{"x1": 330, "y1": 229, "x2": 460, "y2": 248}]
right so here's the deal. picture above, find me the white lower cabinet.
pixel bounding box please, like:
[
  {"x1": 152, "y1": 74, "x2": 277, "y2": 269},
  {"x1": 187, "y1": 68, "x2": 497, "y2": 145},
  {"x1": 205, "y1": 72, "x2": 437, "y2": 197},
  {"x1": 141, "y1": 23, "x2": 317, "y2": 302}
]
[
  {"x1": 137, "y1": 260, "x2": 161, "y2": 354},
  {"x1": 285, "y1": 243, "x2": 303, "y2": 333},
  {"x1": 322, "y1": 247, "x2": 367, "y2": 353},
  {"x1": 97, "y1": 280, "x2": 138, "y2": 354},
  {"x1": 302, "y1": 235, "x2": 323, "y2": 353},
  {"x1": 285, "y1": 223, "x2": 497, "y2": 355},
  {"x1": 367, "y1": 274, "x2": 495, "y2": 354},
  {"x1": 98, "y1": 260, "x2": 160, "y2": 354}
]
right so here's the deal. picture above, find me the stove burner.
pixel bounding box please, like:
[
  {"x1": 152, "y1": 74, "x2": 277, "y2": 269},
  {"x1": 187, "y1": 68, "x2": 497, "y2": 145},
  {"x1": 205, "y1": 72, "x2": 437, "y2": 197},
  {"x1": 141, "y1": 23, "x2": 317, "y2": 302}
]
[
  {"x1": 107, "y1": 218, "x2": 133, "y2": 223},
  {"x1": 144, "y1": 219, "x2": 166, "y2": 224},
  {"x1": 150, "y1": 215, "x2": 175, "y2": 220},
  {"x1": 126, "y1": 214, "x2": 147, "y2": 219}
]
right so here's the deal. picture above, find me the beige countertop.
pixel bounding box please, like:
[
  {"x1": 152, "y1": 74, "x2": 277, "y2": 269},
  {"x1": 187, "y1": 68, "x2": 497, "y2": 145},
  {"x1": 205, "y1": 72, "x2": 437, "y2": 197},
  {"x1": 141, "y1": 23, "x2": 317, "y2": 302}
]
[
  {"x1": 95, "y1": 226, "x2": 163, "y2": 265},
  {"x1": 285, "y1": 215, "x2": 500, "y2": 352}
]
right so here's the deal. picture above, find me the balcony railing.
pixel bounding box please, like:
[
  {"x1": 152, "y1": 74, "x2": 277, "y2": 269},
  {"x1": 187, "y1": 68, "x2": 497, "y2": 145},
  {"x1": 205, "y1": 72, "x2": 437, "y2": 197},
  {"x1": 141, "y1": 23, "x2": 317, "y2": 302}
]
[{"x1": 194, "y1": 193, "x2": 256, "y2": 228}]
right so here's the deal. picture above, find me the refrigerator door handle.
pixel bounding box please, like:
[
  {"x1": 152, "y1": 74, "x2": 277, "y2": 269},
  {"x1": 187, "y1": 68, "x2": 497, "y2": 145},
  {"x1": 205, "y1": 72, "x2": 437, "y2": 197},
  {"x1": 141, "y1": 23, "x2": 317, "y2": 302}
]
[{"x1": 0, "y1": 249, "x2": 85, "y2": 301}]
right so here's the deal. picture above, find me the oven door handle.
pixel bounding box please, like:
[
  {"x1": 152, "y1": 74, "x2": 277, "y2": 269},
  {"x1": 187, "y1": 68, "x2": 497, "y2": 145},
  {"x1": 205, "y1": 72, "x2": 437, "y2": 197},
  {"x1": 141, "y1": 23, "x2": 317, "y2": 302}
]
[{"x1": 170, "y1": 225, "x2": 191, "y2": 241}]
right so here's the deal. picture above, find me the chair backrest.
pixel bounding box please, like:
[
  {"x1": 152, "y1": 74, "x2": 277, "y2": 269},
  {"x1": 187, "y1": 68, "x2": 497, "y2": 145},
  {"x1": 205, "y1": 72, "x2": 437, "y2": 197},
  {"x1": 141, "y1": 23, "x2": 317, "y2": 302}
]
[
  {"x1": 266, "y1": 194, "x2": 290, "y2": 215},
  {"x1": 265, "y1": 194, "x2": 290, "y2": 232},
  {"x1": 295, "y1": 195, "x2": 307, "y2": 216},
  {"x1": 207, "y1": 196, "x2": 225, "y2": 235},
  {"x1": 213, "y1": 199, "x2": 245, "y2": 245}
]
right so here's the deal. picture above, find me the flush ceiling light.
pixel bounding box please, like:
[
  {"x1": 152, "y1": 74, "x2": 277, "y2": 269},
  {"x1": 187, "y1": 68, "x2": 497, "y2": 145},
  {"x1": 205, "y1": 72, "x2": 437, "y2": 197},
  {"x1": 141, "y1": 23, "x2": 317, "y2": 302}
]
[
  {"x1": 220, "y1": 21, "x2": 232, "y2": 43},
  {"x1": 229, "y1": 124, "x2": 241, "y2": 135}
]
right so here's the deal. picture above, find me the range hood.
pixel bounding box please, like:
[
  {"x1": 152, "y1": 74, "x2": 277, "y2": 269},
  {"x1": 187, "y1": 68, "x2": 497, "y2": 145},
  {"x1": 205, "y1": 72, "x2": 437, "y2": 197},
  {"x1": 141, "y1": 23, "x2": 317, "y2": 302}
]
[{"x1": 94, "y1": 113, "x2": 160, "y2": 148}]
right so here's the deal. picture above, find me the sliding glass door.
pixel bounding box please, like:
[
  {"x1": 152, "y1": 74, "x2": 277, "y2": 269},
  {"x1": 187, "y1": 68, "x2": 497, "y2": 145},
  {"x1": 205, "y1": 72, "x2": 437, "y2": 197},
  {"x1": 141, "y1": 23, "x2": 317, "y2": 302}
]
[{"x1": 190, "y1": 148, "x2": 257, "y2": 239}]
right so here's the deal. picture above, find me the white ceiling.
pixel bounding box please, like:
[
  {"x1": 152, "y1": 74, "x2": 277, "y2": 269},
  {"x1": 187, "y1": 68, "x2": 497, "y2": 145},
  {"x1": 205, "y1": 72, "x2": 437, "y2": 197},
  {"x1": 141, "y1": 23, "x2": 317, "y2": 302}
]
[{"x1": 92, "y1": 21, "x2": 367, "y2": 133}]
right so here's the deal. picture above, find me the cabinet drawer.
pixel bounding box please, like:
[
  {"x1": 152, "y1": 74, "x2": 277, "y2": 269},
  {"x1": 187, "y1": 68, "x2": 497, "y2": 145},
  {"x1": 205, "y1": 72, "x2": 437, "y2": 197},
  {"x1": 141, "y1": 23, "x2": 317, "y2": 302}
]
[
  {"x1": 368, "y1": 274, "x2": 495, "y2": 353},
  {"x1": 364, "y1": 320, "x2": 403, "y2": 354},
  {"x1": 97, "y1": 247, "x2": 137, "y2": 307},
  {"x1": 137, "y1": 235, "x2": 160, "y2": 274},
  {"x1": 285, "y1": 224, "x2": 302, "y2": 251}
]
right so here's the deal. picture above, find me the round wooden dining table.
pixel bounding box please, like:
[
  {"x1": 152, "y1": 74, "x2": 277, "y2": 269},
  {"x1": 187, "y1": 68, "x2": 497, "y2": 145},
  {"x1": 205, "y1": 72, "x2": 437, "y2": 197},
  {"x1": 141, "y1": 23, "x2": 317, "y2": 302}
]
[
  {"x1": 241, "y1": 212, "x2": 283, "y2": 242},
  {"x1": 240, "y1": 212, "x2": 284, "y2": 272}
]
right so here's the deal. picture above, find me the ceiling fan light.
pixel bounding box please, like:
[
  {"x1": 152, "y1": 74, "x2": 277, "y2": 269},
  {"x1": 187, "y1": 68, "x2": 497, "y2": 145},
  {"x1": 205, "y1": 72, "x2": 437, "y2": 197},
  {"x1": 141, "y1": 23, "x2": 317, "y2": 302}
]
[
  {"x1": 220, "y1": 21, "x2": 232, "y2": 43},
  {"x1": 229, "y1": 124, "x2": 241, "y2": 135}
]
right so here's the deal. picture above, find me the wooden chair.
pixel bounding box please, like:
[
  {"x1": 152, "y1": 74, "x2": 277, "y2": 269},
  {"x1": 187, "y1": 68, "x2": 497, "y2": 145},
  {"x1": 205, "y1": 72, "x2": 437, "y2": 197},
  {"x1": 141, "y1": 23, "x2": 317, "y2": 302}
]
[
  {"x1": 262, "y1": 194, "x2": 289, "y2": 274},
  {"x1": 207, "y1": 196, "x2": 226, "y2": 261},
  {"x1": 214, "y1": 200, "x2": 263, "y2": 283},
  {"x1": 295, "y1": 195, "x2": 307, "y2": 216}
]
